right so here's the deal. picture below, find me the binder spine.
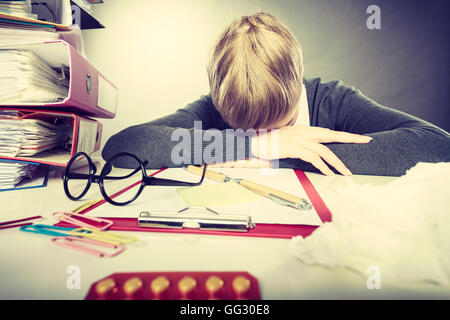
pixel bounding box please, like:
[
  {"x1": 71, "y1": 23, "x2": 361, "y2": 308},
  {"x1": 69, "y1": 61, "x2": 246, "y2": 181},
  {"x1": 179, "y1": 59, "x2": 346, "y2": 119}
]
[
  {"x1": 0, "y1": 40, "x2": 118, "y2": 119},
  {"x1": 66, "y1": 42, "x2": 98, "y2": 111},
  {"x1": 74, "y1": 116, "x2": 102, "y2": 154}
]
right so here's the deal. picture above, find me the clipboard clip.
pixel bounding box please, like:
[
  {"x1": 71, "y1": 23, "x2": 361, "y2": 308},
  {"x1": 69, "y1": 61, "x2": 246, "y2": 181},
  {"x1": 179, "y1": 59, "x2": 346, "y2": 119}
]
[{"x1": 138, "y1": 206, "x2": 255, "y2": 232}]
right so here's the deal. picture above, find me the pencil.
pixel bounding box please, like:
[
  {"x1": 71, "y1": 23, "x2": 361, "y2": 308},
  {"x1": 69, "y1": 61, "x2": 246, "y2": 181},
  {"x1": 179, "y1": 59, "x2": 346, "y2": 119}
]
[
  {"x1": 186, "y1": 166, "x2": 312, "y2": 210},
  {"x1": 71, "y1": 199, "x2": 103, "y2": 213}
]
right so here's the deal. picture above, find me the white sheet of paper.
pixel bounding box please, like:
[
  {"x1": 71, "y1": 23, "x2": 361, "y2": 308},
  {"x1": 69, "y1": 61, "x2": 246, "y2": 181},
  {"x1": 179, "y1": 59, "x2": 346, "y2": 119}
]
[
  {"x1": 0, "y1": 116, "x2": 71, "y2": 157},
  {"x1": 85, "y1": 167, "x2": 323, "y2": 226}
]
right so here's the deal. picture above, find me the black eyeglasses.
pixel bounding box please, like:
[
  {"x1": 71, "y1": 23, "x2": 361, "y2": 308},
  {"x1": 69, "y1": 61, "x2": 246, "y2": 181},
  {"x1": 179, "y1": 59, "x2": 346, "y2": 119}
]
[{"x1": 63, "y1": 152, "x2": 207, "y2": 206}]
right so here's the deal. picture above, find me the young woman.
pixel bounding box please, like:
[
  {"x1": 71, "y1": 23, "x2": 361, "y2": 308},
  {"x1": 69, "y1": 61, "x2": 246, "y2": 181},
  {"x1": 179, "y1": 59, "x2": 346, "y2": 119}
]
[{"x1": 102, "y1": 13, "x2": 450, "y2": 176}]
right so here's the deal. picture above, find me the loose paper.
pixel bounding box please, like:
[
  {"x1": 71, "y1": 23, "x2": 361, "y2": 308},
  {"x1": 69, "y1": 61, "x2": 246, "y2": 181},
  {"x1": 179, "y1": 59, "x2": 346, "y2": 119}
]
[{"x1": 177, "y1": 182, "x2": 261, "y2": 207}]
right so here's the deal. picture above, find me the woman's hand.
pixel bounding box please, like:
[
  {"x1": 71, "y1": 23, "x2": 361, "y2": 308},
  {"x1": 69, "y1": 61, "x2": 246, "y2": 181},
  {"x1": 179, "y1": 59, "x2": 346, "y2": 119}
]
[{"x1": 251, "y1": 125, "x2": 373, "y2": 176}]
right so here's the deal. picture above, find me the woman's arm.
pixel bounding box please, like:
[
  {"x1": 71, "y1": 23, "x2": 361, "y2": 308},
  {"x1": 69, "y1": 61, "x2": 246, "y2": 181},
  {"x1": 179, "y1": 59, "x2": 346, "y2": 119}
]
[
  {"x1": 280, "y1": 80, "x2": 450, "y2": 176},
  {"x1": 101, "y1": 95, "x2": 252, "y2": 168}
]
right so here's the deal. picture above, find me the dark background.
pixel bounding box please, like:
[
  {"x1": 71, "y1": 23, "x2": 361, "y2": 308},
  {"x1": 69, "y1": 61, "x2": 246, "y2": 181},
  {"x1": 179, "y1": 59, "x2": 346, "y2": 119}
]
[
  {"x1": 86, "y1": 0, "x2": 450, "y2": 142},
  {"x1": 275, "y1": 0, "x2": 449, "y2": 131}
]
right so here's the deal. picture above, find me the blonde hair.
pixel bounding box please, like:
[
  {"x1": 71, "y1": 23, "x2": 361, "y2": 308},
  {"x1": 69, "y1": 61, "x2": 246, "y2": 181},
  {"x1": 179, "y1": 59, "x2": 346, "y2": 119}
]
[{"x1": 207, "y1": 12, "x2": 303, "y2": 130}]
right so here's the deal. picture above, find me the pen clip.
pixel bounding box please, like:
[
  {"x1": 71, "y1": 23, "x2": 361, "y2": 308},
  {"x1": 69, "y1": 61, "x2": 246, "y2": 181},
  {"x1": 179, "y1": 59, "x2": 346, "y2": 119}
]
[{"x1": 268, "y1": 194, "x2": 312, "y2": 210}]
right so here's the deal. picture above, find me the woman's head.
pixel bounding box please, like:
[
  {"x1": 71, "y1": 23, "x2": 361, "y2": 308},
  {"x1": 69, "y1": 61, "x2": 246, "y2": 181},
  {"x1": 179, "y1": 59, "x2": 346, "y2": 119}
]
[{"x1": 207, "y1": 12, "x2": 303, "y2": 130}]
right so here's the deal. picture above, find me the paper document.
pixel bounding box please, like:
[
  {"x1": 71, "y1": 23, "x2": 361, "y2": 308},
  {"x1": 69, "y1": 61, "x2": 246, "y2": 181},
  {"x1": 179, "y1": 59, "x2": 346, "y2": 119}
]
[
  {"x1": 0, "y1": 159, "x2": 38, "y2": 189},
  {"x1": 0, "y1": 158, "x2": 51, "y2": 191},
  {"x1": 0, "y1": 21, "x2": 59, "y2": 46},
  {"x1": 177, "y1": 182, "x2": 261, "y2": 207},
  {"x1": 0, "y1": 49, "x2": 68, "y2": 104},
  {"x1": 0, "y1": 0, "x2": 37, "y2": 19},
  {"x1": 0, "y1": 110, "x2": 72, "y2": 157},
  {"x1": 85, "y1": 167, "x2": 323, "y2": 226}
]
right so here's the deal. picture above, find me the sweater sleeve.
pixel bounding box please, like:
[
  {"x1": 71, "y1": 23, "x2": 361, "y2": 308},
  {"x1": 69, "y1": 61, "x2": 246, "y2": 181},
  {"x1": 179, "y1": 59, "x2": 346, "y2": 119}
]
[
  {"x1": 102, "y1": 95, "x2": 252, "y2": 168},
  {"x1": 280, "y1": 80, "x2": 450, "y2": 176}
]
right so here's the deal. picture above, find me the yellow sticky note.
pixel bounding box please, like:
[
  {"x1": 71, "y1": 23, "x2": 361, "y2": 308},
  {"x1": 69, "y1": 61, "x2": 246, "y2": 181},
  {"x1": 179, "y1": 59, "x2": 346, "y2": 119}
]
[{"x1": 177, "y1": 182, "x2": 260, "y2": 207}]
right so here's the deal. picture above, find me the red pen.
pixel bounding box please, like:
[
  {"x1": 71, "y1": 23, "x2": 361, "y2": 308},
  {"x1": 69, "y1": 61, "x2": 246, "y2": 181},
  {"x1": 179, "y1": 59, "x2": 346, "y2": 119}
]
[{"x1": 0, "y1": 215, "x2": 42, "y2": 230}]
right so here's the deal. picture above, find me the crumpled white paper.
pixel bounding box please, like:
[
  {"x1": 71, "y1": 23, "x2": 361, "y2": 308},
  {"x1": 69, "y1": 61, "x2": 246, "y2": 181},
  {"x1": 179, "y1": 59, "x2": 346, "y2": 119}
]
[{"x1": 290, "y1": 162, "x2": 450, "y2": 286}]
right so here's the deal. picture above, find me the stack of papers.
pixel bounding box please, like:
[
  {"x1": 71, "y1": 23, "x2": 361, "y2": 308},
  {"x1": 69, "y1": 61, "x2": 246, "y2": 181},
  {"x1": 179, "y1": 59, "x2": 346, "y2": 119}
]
[
  {"x1": 0, "y1": 21, "x2": 59, "y2": 46},
  {"x1": 0, "y1": 0, "x2": 37, "y2": 19},
  {"x1": 0, "y1": 49, "x2": 68, "y2": 104},
  {"x1": 0, "y1": 110, "x2": 72, "y2": 157},
  {"x1": 0, "y1": 159, "x2": 38, "y2": 190},
  {"x1": 0, "y1": 159, "x2": 51, "y2": 191}
]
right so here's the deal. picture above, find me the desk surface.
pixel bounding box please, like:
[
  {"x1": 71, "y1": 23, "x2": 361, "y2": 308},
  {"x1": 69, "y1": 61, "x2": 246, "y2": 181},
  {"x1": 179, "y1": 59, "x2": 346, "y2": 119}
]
[{"x1": 0, "y1": 164, "x2": 449, "y2": 300}]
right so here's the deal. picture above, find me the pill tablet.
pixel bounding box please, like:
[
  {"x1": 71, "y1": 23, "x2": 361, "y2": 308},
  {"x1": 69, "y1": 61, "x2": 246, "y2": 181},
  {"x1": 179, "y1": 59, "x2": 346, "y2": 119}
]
[
  {"x1": 95, "y1": 278, "x2": 116, "y2": 296},
  {"x1": 85, "y1": 271, "x2": 261, "y2": 300},
  {"x1": 232, "y1": 276, "x2": 251, "y2": 295},
  {"x1": 123, "y1": 277, "x2": 143, "y2": 296},
  {"x1": 151, "y1": 276, "x2": 170, "y2": 296},
  {"x1": 205, "y1": 276, "x2": 224, "y2": 295},
  {"x1": 178, "y1": 276, "x2": 197, "y2": 296}
]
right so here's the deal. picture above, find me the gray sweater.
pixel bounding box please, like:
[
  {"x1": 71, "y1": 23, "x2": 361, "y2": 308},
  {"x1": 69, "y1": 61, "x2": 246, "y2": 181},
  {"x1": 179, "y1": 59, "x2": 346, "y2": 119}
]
[{"x1": 102, "y1": 77, "x2": 450, "y2": 176}]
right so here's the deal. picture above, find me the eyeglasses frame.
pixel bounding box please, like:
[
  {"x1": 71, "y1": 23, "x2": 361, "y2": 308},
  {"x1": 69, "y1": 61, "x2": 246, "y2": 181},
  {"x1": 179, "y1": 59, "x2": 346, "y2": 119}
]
[{"x1": 63, "y1": 152, "x2": 207, "y2": 206}]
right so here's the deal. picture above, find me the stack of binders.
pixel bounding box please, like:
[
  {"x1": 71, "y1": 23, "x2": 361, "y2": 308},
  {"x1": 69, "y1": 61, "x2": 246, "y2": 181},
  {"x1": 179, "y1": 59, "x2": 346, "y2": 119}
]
[{"x1": 0, "y1": 0, "x2": 118, "y2": 190}]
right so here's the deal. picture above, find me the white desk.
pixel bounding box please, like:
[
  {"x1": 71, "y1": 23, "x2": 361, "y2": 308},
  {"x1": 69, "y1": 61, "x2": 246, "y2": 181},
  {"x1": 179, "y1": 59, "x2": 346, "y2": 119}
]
[{"x1": 0, "y1": 164, "x2": 449, "y2": 300}]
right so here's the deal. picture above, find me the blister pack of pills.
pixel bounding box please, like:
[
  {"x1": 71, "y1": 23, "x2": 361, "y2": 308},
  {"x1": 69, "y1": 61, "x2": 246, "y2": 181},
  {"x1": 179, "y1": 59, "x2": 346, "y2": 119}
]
[{"x1": 85, "y1": 271, "x2": 261, "y2": 300}]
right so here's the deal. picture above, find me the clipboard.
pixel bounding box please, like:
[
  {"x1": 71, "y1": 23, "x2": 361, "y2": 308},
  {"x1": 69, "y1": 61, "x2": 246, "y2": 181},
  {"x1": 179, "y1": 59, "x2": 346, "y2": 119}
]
[{"x1": 55, "y1": 169, "x2": 332, "y2": 239}]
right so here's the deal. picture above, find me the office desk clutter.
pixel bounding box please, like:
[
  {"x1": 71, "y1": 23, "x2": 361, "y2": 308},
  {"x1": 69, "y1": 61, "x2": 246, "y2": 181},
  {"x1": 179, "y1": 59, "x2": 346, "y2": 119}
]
[
  {"x1": 290, "y1": 162, "x2": 450, "y2": 286},
  {"x1": 0, "y1": 7, "x2": 116, "y2": 184},
  {"x1": 20, "y1": 215, "x2": 139, "y2": 258},
  {"x1": 56, "y1": 167, "x2": 326, "y2": 239}
]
